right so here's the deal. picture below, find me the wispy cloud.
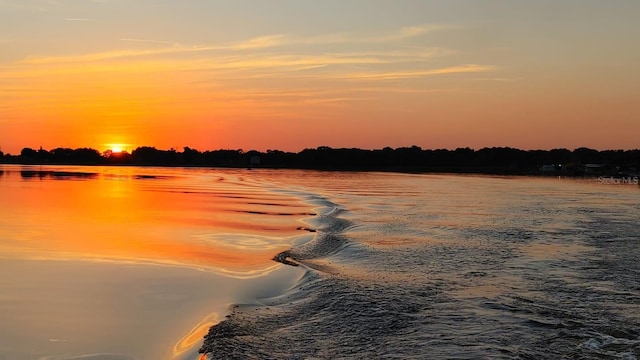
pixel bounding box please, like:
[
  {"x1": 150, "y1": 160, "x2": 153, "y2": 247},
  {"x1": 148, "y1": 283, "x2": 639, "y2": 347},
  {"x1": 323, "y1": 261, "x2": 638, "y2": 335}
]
[
  {"x1": 5, "y1": 50, "x2": 495, "y2": 86},
  {"x1": 231, "y1": 34, "x2": 289, "y2": 50},
  {"x1": 0, "y1": 22, "x2": 497, "y2": 118},
  {"x1": 118, "y1": 35, "x2": 283, "y2": 50},
  {"x1": 15, "y1": 48, "x2": 397, "y2": 74},
  {"x1": 18, "y1": 34, "x2": 289, "y2": 65},
  {"x1": 343, "y1": 64, "x2": 497, "y2": 80},
  {"x1": 294, "y1": 24, "x2": 453, "y2": 46},
  {"x1": 120, "y1": 38, "x2": 178, "y2": 46},
  {"x1": 19, "y1": 47, "x2": 206, "y2": 65},
  {"x1": 16, "y1": 24, "x2": 453, "y2": 66},
  {"x1": 351, "y1": 86, "x2": 474, "y2": 94},
  {"x1": 374, "y1": 24, "x2": 454, "y2": 42},
  {"x1": 471, "y1": 77, "x2": 522, "y2": 82}
]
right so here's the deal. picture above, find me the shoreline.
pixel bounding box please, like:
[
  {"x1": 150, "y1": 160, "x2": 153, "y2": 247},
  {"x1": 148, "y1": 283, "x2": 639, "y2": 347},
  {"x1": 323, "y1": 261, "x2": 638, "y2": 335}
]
[
  {"x1": 3, "y1": 162, "x2": 637, "y2": 182},
  {"x1": 2, "y1": 146, "x2": 638, "y2": 179}
]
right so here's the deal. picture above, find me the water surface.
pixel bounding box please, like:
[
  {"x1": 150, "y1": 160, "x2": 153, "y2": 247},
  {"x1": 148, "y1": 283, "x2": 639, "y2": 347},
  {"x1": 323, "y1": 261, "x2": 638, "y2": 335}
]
[
  {"x1": 2, "y1": 166, "x2": 639, "y2": 359},
  {"x1": 0, "y1": 165, "x2": 310, "y2": 360},
  {"x1": 200, "y1": 171, "x2": 640, "y2": 359}
]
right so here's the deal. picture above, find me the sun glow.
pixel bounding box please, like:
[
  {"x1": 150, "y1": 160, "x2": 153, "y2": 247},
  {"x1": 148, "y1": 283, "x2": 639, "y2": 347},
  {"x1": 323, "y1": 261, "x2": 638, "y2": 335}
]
[{"x1": 106, "y1": 144, "x2": 126, "y2": 153}]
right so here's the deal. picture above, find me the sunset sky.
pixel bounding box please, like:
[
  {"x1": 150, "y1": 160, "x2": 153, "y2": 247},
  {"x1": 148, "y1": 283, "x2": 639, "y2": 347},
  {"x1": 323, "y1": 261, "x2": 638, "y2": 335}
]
[{"x1": 1, "y1": 0, "x2": 638, "y2": 154}]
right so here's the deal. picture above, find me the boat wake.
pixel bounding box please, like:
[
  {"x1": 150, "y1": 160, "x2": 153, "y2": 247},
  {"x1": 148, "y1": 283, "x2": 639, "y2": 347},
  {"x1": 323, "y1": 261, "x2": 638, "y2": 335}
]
[{"x1": 198, "y1": 175, "x2": 640, "y2": 359}]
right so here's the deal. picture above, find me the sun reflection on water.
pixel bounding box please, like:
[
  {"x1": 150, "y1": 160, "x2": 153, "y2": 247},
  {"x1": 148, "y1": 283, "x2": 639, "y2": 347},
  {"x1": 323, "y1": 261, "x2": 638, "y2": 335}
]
[
  {"x1": 172, "y1": 313, "x2": 219, "y2": 358},
  {"x1": 0, "y1": 165, "x2": 312, "y2": 275}
]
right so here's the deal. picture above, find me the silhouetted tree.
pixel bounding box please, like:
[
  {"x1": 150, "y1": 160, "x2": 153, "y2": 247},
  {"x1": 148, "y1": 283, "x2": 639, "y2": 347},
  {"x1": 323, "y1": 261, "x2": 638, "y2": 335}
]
[
  {"x1": 548, "y1": 148, "x2": 573, "y2": 164},
  {"x1": 3, "y1": 144, "x2": 639, "y2": 176},
  {"x1": 103, "y1": 149, "x2": 131, "y2": 164},
  {"x1": 573, "y1": 147, "x2": 601, "y2": 163},
  {"x1": 50, "y1": 148, "x2": 73, "y2": 163},
  {"x1": 72, "y1": 148, "x2": 102, "y2": 164},
  {"x1": 20, "y1": 147, "x2": 38, "y2": 158},
  {"x1": 181, "y1": 146, "x2": 202, "y2": 165},
  {"x1": 132, "y1": 146, "x2": 162, "y2": 165}
]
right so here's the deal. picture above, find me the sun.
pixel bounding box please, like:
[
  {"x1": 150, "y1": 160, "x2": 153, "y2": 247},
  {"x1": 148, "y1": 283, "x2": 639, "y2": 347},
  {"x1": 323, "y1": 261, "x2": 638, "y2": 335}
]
[{"x1": 106, "y1": 143, "x2": 126, "y2": 153}]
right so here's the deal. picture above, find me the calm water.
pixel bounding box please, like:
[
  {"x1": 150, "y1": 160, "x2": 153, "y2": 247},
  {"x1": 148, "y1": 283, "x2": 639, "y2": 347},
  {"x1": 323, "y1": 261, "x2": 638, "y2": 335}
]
[
  {"x1": 0, "y1": 165, "x2": 309, "y2": 360},
  {"x1": 1, "y1": 166, "x2": 639, "y2": 359}
]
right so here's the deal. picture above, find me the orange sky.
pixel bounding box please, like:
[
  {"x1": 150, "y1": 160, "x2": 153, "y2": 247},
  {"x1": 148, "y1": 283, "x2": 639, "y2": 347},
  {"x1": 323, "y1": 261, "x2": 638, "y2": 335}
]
[{"x1": 1, "y1": 0, "x2": 639, "y2": 154}]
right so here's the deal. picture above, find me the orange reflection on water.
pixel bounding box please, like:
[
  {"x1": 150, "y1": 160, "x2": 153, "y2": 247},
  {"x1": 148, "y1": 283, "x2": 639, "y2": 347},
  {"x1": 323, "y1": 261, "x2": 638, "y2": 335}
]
[
  {"x1": 0, "y1": 167, "x2": 311, "y2": 273},
  {"x1": 172, "y1": 312, "x2": 219, "y2": 357}
]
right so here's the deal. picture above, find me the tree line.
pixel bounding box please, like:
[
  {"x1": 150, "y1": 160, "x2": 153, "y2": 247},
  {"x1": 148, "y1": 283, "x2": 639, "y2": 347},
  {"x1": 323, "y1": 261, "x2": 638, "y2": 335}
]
[{"x1": 1, "y1": 145, "x2": 639, "y2": 176}]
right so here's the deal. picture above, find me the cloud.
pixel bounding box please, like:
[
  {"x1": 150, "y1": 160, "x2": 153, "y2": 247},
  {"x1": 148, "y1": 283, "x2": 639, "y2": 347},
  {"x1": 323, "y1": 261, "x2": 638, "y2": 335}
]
[
  {"x1": 0, "y1": 23, "x2": 495, "y2": 102},
  {"x1": 15, "y1": 24, "x2": 454, "y2": 66},
  {"x1": 120, "y1": 38, "x2": 178, "y2": 46},
  {"x1": 2, "y1": 53, "x2": 388, "y2": 81},
  {"x1": 343, "y1": 64, "x2": 497, "y2": 80},
  {"x1": 3, "y1": 49, "x2": 492, "y2": 87},
  {"x1": 471, "y1": 77, "x2": 522, "y2": 82},
  {"x1": 19, "y1": 47, "x2": 207, "y2": 65},
  {"x1": 18, "y1": 34, "x2": 291, "y2": 65},
  {"x1": 297, "y1": 24, "x2": 454, "y2": 45},
  {"x1": 230, "y1": 35, "x2": 289, "y2": 50},
  {"x1": 375, "y1": 24, "x2": 455, "y2": 42}
]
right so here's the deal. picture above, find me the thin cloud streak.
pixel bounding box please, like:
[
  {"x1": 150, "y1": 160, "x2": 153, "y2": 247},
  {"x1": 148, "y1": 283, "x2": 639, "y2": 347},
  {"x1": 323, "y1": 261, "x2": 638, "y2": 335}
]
[
  {"x1": 6, "y1": 31, "x2": 454, "y2": 78},
  {"x1": 119, "y1": 38, "x2": 178, "y2": 46},
  {"x1": 20, "y1": 46, "x2": 213, "y2": 65},
  {"x1": 375, "y1": 24, "x2": 454, "y2": 42},
  {"x1": 343, "y1": 64, "x2": 497, "y2": 80},
  {"x1": 2, "y1": 57, "x2": 497, "y2": 88},
  {"x1": 18, "y1": 35, "x2": 291, "y2": 65},
  {"x1": 0, "y1": 21, "x2": 496, "y2": 127},
  {"x1": 3, "y1": 54, "x2": 391, "y2": 80},
  {"x1": 471, "y1": 77, "x2": 523, "y2": 82},
  {"x1": 231, "y1": 35, "x2": 289, "y2": 50},
  {"x1": 296, "y1": 24, "x2": 455, "y2": 45},
  {"x1": 16, "y1": 24, "x2": 453, "y2": 66}
]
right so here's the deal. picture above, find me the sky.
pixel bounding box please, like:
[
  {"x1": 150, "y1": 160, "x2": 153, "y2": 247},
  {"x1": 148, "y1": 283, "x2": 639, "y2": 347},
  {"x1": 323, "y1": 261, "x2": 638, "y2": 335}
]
[{"x1": 0, "y1": 0, "x2": 639, "y2": 154}]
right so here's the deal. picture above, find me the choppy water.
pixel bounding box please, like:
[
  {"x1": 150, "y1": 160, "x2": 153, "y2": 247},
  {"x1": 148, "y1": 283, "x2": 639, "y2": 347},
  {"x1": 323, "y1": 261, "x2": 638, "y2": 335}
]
[
  {"x1": 200, "y1": 172, "x2": 640, "y2": 359},
  {"x1": 1, "y1": 166, "x2": 638, "y2": 359}
]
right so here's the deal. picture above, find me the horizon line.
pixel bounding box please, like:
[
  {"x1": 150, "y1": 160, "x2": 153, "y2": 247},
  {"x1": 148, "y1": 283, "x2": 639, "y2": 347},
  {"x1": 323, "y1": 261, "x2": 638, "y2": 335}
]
[{"x1": 2, "y1": 144, "x2": 640, "y2": 155}]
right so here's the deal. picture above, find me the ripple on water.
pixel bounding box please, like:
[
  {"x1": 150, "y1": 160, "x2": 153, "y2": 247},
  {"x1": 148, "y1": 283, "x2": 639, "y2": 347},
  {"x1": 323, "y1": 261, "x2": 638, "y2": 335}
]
[{"x1": 200, "y1": 174, "x2": 640, "y2": 359}]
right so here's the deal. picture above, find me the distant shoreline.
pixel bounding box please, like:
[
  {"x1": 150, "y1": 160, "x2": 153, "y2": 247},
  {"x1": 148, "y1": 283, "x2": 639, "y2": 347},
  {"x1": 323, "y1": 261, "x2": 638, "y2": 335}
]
[{"x1": 1, "y1": 145, "x2": 638, "y2": 178}]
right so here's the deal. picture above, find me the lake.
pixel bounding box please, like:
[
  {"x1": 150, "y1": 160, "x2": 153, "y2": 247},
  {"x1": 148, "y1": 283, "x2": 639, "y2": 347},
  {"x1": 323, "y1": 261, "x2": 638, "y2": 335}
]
[{"x1": 1, "y1": 165, "x2": 639, "y2": 359}]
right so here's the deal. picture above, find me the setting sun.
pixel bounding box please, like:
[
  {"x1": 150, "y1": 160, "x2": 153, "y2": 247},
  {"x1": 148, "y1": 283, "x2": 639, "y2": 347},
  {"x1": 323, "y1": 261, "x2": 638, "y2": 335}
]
[{"x1": 106, "y1": 144, "x2": 126, "y2": 153}]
